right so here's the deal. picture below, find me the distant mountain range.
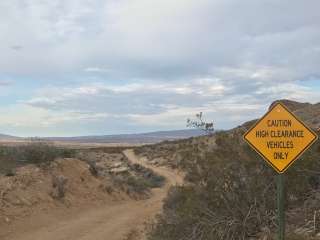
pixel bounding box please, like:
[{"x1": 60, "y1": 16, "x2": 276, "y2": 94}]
[
  {"x1": 44, "y1": 129, "x2": 206, "y2": 144},
  {"x1": 0, "y1": 134, "x2": 22, "y2": 140},
  {"x1": 0, "y1": 129, "x2": 206, "y2": 144}
]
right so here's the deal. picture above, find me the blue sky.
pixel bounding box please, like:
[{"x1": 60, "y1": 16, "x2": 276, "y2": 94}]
[{"x1": 0, "y1": 0, "x2": 320, "y2": 137}]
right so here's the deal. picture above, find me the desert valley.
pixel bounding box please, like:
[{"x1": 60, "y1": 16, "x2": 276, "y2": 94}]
[{"x1": 0, "y1": 100, "x2": 320, "y2": 240}]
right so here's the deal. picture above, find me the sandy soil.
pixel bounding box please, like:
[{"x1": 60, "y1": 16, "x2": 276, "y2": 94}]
[{"x1": 1, "y1": 149, "x2": 183, "y2": 240}]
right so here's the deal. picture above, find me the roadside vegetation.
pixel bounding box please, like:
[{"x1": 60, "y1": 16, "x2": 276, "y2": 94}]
[
  {"x1": 0, "y1": 140, "x2": 165, "y2": 198},
  {"x1": 143, "y1": 127, "x2": 320, "y2": 240},
  {"x1": 0, "y1": 141, "x2": 164, "y2": 199},
  {"x1": 77, "y1": 149, "x2": 165, "y2": 198},
  {"x1": 0, "y1": 141, "x2": 165, "y2": 198},
  {"x1": 0, "y1": 140, "x2": 75, "y2": 175}
]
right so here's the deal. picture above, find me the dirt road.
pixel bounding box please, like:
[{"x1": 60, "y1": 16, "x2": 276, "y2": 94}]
[{"x1": 1, "y1": 149, "x2": 182, "y2": 240}]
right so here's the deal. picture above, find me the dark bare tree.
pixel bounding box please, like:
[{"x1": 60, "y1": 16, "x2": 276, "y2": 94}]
[{"x1": 187, "y1": 112, "x2": 214, "y2": 135}]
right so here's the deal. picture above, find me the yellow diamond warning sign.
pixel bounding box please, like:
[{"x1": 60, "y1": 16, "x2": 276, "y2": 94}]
[{"x1": 244, "y1": 102, "x2": 318, "y2": 173}]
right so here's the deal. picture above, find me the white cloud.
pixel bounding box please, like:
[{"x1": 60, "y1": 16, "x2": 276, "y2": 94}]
[
  {"x1": 1, "y1": 78, "x2": 319, "y2": 136},
  {"x1": 0, "y1": 0, "x2": 319, "y2": 135},
  {"x1": 84, "y1": 67, "x2": 112, "y2": 73},
  {"x1": 0, "y1": 80, "x2": 13, "y2": 86},
  {"x1": 255, "y1": 83, "x2": 320, "y2": 103},
  {"x1": 127, "y1": 101, "x2": 264, "y2": 129},
  {"x1": 20, "y1": 78, "x2": 319, "y2": 132},
  {"x1": 0, "y1": 0, "x2": 319, "y2": 81},
  {"x1": 24, "y1": 78, "x2": 227, "y2": 112}
]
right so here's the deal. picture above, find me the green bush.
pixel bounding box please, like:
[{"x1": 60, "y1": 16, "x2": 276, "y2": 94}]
[
  {"x1": 130, "y1": 163, "x2": 165, "y2": 188},
  {"x1": 126, "y1": 176, "x2": 151, "y2": 194},
  {"x1": 20, "y1": 141, "x2": 75, "y2": 165},
  {"x1": 112, "y1": 169, "x2": 165, "y2": 197},
  {"x1": 0, "y1": 141, "x2": 75, "y2": 175},
  {"x1": 112, "y1": 174, "x2": 151, "y2": 196}
]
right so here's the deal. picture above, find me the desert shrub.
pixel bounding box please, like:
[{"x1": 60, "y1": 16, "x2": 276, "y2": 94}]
[
  {"x1": 112, "y1": 174, "x2": 151, "y2": 196},
  {"x1": 0, "y1": 158, "x2": 17, "y2": 175},
  {"x1": 111, "y1": 167, "x2": 165, "y2": 197},
  {"x1": 130, "y1": 163, "x2": 165, "y2": 188},
  {"x1": 286, "y1": 234, "x2": 316, "y2": 240},
  {"x1": 51, "y1": 175, "x2": 68, "y2": 199},
  {"x1": 0, "y1": 141, "x2": 75, "y2": 175},
  {"x1": 148, "y1": 130, "x2": 320, "y2": 240},
  {"x1": 147, "y1": 174, "x2": 166, "y2": 188},
  {"x1": 87, "y1": 160, "x2": 100, "y2": 177},
  {"x1": 123, "y1": 229, "x2": 141, "y2": 240},
  {"x1": 126, "y1": 176, "x2": 151, "y2": 194},
  {"x1": 21, "y1": 141, "x2": 70, "y2": 165},
  {"x1": 84, "y1": 146, "x2": 129, "y2": 154},
  {"x1": 187, "y1": 112, "x2": 214, "y2": 134},
  {"x1": 104, "y1": 184, "x2": 114, "y2": 194},
  {"x1": 133, "y1": 146, "x2": 145, "y2": 155}
]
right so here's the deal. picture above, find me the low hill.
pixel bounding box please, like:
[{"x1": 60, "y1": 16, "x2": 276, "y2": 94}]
[
  {"x1": 44, "y1": 129, "x2": 206, "y2": 144},
  {"x1": 0, "y1": 134, "x2": 21, "y2": 141},
  {"x1": 0, "y1": 129, "x2": 205, "y2": 144}
]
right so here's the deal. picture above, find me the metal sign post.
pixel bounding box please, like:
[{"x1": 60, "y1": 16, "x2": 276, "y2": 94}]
[{"x1": 277, "y1": 174, "x2": 285, "y2": 240}]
